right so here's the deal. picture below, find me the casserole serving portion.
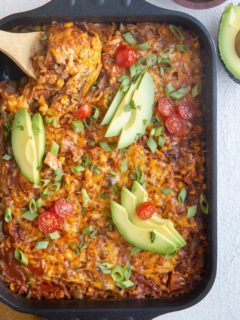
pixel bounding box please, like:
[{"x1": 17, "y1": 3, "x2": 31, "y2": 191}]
[{"x1": 0, "y1": 0, "x2": 217, "y2": 319}]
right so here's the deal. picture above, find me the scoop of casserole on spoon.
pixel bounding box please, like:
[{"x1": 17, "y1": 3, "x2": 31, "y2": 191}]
[{"x1": 0, "y1": 30, "x2": 43, "y2": 79}]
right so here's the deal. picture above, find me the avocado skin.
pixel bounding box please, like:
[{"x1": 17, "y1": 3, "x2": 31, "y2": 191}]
[{"x1": 218, "y1": 4, "x2": 240, "y2": 83}]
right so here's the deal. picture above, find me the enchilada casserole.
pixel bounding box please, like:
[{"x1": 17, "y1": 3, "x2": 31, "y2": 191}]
[{"x1": 0, "y1": 22, "x2": 208, "y2": 300}]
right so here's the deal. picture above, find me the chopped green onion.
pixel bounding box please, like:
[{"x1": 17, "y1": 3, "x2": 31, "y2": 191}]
[
  {"x1": 137, "y1": 42, "x2": 151, "y2": 51},
  {"x1": 192, "y1": 83, "x2": 201, "y2": 98},
  {"x1": 155, "y1": 126, "x2": 164, "y2": 136},
  {"x1": 120, "y1": 158, "x2": 128, "y2": 173},
  {"x1": 178, "y1": 188, "x2": 187, "y2": 204},
  {"x1": 200, "y1": 193, "x2": 209, "y2": 214},
  {"x1": 98, "y1": 262, "x2": 113, "y2": 274},
  {"x1": 165, "y1": 83, "x2": 174, "y2": 96},
  {"x1": 187, "y1": 205, "x2": 197, "y2": 218},
  {"x1": 131, "y1": 247, "x2": 143, "y2": 255},
  {"x1": 159, "y1": 48, "x2": 174, "y2": 59},
  {"x1": 99, "y1": 193, "x2": 109, "y2": 199},
  {"x1": 82, "y1": 154, "x2": 91, "y2": 167},
  {"x1": 83, "y1": 117, "x2": 93, "y2": 129},
  {"x1": 149, "y1": 231, "x2": 156, "y2": 243},
  {"x1": 72, "y1": 120, "x2": 84, "y2": 133},
  {"x1": 4, "y1": 208, "x2": 12, "y2": 222},
  {"x1": 2, "y1": 154, "x2": 11, "y2": 160},
  {"x1": 50, "y1": 141, "x2": 59, "y2": 156},
  {"x1": 49, "y1": 231, "x2": 60, "y2": 240},
  {"x1": 35, "y1": 241, "x2": 49, "y2": 250},
  {"x1": 119, "y1": 75, "x2": 130, "y2": 92},
  {"x1": 147, "y1": 136, "x2": 157, "y2": 153},
  {"x1": 146, "y1": 54, "x2": 158, "y2": 66},
  {"x1": 42, "y1": 182, "x2": 61, "y2": 198},
  {"x1": 45, "y1": 116, "x2": 58, "y2": 127},
  {"x1": 71, "y1": 164, "x2": 85, "y2": 174},
  {"x1": 23, "y1": 210, "x2": 38, "y2": 221},
  {"x1": 92, "y1": 107, "x2": 100, "y2": 120},
  {"x1": 123, "y1": 32, "x2": 136, "y2": 45},
  {"x1": 36, "y1": 198, "x2": 43, "y2": 208},
  {"x1": 159, "y1": 67, "x2": 165, "y2": 77},
  {"x1": 169, "y1": 25, "x2": 185, "y2": 40},
  {"x1": 90, "y1": 164, "x2": 101, "y2": 175},
  {"x1": 29, "y1": 198, "x2": 37, "y2": 214},
  {"x1": 54, "y1": 168, "x2": 64, "y2": 182},
  {"x1": 83, "y1": 225, "x2": 97, "y2": 238},
  {"x1": 130, "y1": 60, "x2": 146, "y2": 78},
  {"x1": 161, "y1": 188, "x2": 172, "y2": 195},
  {"x1": 82, "y1": 189, "x2": 90, "y2": 205},
  {"x1": 134, "y1": 165, "x2": 145, "y2": 185},
  {"x1": 118, "y1": 279, "x2": 135, "y2": 288},
  {"x1": 40, "y1": 34, "x2": 48, "y2": 41},
  {"x1": 14, "y1": 249, "x2": 28, "y2": 266},
  {"x1": 170, "y1": 87, "x2": 188, "y2": 100},
  {"x1": 176, "y1": 44, "x2": 189, "y2": 52},
  {"x1": 100, "y1": 142, "x2": 113, "y2": 152},
  {"x1": 158, "y1": 136, "x2": 165, "y2": 148}
]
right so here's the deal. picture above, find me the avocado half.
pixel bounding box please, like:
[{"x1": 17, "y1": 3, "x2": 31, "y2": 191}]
[{"x1": 219, "y1": 4, "x2": 240, "y2": 83}]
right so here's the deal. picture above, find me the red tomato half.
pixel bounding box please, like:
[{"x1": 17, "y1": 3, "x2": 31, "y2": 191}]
[
  {"x1": 54, "y1": 198, "x2": 73, "y2": 217},
  {"x1": 115, "y1": 44, "x2": 137, "y2": 68},
  {"x1": 38, "y1": 211, "x2": 62, "y2": 234},
  {"x1": 177, "y1": 101, "x2": 192, "y2": 120},
  {"x1": 73, "y1": 104, "x2": 92, "y2": 120},
  {"x1": 157, "y1": 97, "x2": 175, "y2": 117},
  {"x1": 137, "y1": 202, "x2": 157, "y2": 220},
  {"x1": 165, "y1": 115, "x2": 185, "y2": 135}
]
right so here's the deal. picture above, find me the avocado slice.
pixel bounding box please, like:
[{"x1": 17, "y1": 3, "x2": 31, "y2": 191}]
[
  {"x1": 111, "y1": 201, "x2": 177, "y2": 254},
  {"x1": 131, "y1": 181, "x2": 148, "y2": 206},
  {"x1": 101, "y1": 89, "x2": 125, "y2": 126},
  {"x1": 122, "y1": 186, "x2": 186, "y2": 248},
  {"x1": 32, "y1": 113, "x2": 46, "y2": 169},
  {"x1": 12, "y1": 109, "x2": 40, "y2": 184},
  {"x1": 117, "y1": 72, "x2": 154, "y2": 149},
  {"x1": 105, "y1": 75, "x2": 142, "y2": 138},
  {"x1": 219, "y1": 4, "x2": 240, "y2": 81}
]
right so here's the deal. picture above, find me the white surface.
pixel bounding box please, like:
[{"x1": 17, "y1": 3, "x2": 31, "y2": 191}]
[{"x1": 0, "y1": 0, "x2": 240, "y2": 319}]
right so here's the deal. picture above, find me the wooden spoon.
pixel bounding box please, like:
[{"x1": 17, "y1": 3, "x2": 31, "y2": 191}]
[{"x1": 0, "y1": 30, "x2": 43, "y2": 79}]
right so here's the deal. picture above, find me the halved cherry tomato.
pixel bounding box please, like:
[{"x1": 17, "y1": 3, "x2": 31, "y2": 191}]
[
  {"x1": 73, "y1": 104, "x2": 92, "y2": 120},
  {"x1": 177, "y1": 101, "x2": 192, "y2": 120},
  {"x1": 165, "y1": 115, "x2": 185, "y2": 135},
  {"x1": 157, "y1": 97, "x2": 175, "y2": 117},
  {"x1": 37, "y1": 211, "x2": 62, "y2": 234},
  {"x1": 137, "y1": 202, "x2": 157, "y2": 220},
  {"x1": 54, "y1": 198, "x2": 73, "y2": 217},
  {"x1": 115, "y1": 44, "x2": 137, "y2": 68}
]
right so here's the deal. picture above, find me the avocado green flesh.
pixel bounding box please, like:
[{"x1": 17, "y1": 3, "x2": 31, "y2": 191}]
[
  {"x1": 32, "y1": 113, "x2": 46, "y2": 168},
  {"x1": 121, "y1": 185, "x2": 186, "y2": 248},
  {"x1": 101, "y1": 89, "x2": 125, "y2": 126},
  {"x1": 111, "y1": 201, "x2": 177, "y2": 254},
  {"x1": 117, "y1": 72, "x2": 154, "y2": 149},
  {"x1": 105, "y1": 75, "x2": 142, "y2": 138},
  {"x1": 12, "y1": 109, "x2": 39, "y2": 184},
  {"x1": 131, "y1": 181, "x2": 148, "y2": 206},
  {"x1": 219, "y1": 4, "x2": 240, "y2": 80}
]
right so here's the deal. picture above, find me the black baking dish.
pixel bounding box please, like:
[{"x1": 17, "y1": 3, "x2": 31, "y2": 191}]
[{"x1": 0, "y1": 0, "x2": 217, "y2": 319}]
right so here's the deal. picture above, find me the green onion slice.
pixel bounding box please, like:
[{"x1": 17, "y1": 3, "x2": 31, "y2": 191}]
[
  {"x1": 187, "y1": 205, "x2": 197, "y2": 218},
  {"x1": 170, "y1": 87, "x2": 188, "y2": 100},
  {"x1": 200, "y1": 193, "x2": 209, "y2": 214},
  {"x1": 72, "y1": 120, "x2": 84, "y2": 133},
  {"x1": 178, "y1": 188, "x2": 187, "y2": 204},
  {"x1": 35, "y1": 241, "x2": 49, "y2": 249},
  {"x1": 4, "y1": 208, "x2": 12, "y2": 222},
  {"x1": 147, "y1": 136, "x2": 157, "y2": 153},
  {"x1": 120, "y1": 158, "x2": 128, "y2": 173},
  {"x1": 50, "y1": 141, "x2": 59, "y2": 156},
  {"x1": 14, "y1": 249, "x2": 28, "y2": 265},
  {"x1": 192, "y1": 82, "x2": 201, "y2": 98},
  {"x1": 82, "y1": 189, "x2": 90, "y2": 205},
  {"x1": 2, "y1": 154, "x2": 11, "y2": 160},
  {"x1": 169, "y1": 25, "x2": 185, "y2": 40},
  {"x1": 49, "y1": 231, "x2": 60, "y2": 240},
  {"x1": 123, "y1": 32, "x2": 136, "y2": 45}
]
